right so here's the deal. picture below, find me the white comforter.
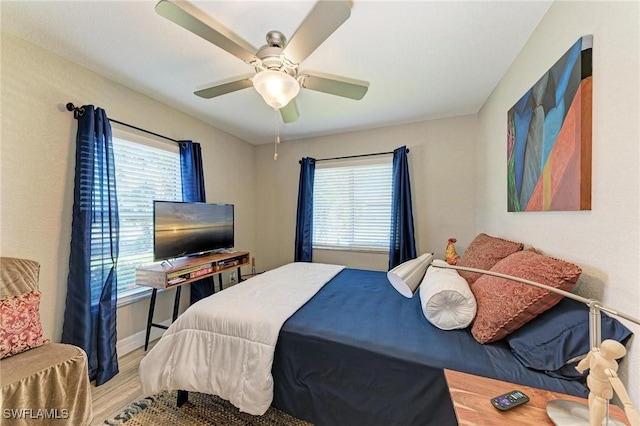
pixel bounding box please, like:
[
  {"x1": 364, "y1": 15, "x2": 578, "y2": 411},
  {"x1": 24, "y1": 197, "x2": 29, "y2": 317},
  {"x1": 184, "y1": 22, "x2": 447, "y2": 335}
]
[{"x1": 139, "y1": 262, "x2": 345, "y2": 415}]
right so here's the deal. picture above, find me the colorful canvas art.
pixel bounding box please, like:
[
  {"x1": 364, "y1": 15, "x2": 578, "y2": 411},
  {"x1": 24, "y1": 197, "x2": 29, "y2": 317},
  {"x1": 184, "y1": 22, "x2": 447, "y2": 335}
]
[{"x1": 507, "y1": 35, "x2": 592, "y2": 212}]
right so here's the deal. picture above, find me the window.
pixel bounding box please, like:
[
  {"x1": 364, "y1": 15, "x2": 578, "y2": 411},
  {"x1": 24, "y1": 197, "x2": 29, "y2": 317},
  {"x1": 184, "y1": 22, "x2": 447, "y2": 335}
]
[
  {"x1": 313, "y1": 157, "x2": 393, "y2": 252},
  {"x1": 94, "y1": 131, "x2": 182, "y2": 304}
]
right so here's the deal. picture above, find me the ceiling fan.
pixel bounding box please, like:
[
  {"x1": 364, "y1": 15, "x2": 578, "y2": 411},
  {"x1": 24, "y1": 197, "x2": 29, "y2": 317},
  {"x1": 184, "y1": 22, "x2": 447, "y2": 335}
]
[{"x1": 155, "y1": 0, "x2": 369, "y2": 123}]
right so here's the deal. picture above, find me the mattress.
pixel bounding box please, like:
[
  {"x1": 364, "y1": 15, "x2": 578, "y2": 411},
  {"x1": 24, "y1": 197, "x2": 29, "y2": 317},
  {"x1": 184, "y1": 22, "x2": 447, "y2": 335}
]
[{"x1": 271, "y1": 268, "x2": 588, "y2": 426}]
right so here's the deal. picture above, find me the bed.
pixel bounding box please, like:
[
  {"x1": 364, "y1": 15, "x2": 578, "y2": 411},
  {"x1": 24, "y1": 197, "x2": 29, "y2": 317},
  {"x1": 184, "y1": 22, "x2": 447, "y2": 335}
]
[{"x1": 139, "y1": 262, "x2": 631, "y2": 426}]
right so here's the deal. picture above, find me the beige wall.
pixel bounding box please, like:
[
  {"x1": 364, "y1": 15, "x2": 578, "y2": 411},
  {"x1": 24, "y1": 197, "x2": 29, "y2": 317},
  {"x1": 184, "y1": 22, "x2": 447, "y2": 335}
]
[
  {"x1": 253, "y1": 115, "x2": 478, "y2": 272},
  {"x1": 476, "y1": 1, "x2": 639, "y2": 405},
  {"x1": 0, "y1": 32, "x2": 256, "y2": 345}
]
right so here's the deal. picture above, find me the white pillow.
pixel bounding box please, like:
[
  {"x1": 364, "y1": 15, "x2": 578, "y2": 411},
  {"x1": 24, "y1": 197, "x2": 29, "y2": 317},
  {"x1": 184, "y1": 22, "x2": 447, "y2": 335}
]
[
  {"x1": 419, "y1": 259, "x2": 477, "y2": 330},
  {"x1": 387, "y1": 253, "x2": 434, "y2": 298}
]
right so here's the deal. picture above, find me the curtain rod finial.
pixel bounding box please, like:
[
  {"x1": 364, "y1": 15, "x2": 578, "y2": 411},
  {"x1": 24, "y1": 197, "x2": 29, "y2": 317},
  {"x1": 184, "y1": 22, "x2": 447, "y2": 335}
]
[{"x1": 66, "y1": 102, "x2": 85, "y2": 119}]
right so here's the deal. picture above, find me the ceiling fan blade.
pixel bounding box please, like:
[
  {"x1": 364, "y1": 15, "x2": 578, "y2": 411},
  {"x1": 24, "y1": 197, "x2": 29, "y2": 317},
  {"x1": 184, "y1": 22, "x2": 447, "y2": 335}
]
[
  {"x1": 299, "y1": 73, "x2": 369, "y2": 100},
  {"x1": 155, "y1": 0, "x2": 256, "y2": 64},
  {"x1": 284, "y1": 0, "x2": 351, "y2": 64},
  {"x1": 194, "y1": 78, "x2": 253, "y2": 99},
  {"x1": 280, "y1": 99, "x2": 300, "y2": 123}
]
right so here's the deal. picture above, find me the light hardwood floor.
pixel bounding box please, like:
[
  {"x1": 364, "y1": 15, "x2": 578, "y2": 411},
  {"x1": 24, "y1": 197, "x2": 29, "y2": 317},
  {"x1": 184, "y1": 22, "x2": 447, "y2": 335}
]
[
  {"x1": 90, "y1": 281, "x2": 241, "y2": 424},
  {"x1": 90, "y1": 340, "x2": 156, "y2": 425}
]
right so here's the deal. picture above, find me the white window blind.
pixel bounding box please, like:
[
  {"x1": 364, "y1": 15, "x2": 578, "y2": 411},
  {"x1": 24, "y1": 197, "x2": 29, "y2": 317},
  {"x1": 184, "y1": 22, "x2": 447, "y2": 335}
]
[
  {"x1": 104, "y1": 134, "x2": 182, "y2": 302},
  {"x1": 313, "y1": 158, "x2": 392, "y2": 251}
]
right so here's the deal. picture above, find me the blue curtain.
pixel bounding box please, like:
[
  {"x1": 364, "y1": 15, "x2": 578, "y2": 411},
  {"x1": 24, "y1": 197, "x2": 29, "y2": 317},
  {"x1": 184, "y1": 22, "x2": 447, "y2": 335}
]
[
  {"x1": 179, "y1": 141, "x2": 216, "y2": 304},
  {"x1": 62, "y1": 105, "x2": 119, "y2": 386},
  {"x1": 180, "y1": 140, "x2": 206, "y2": 203},
  {"x1": 389, "y1": 146, "x2": 416, "y2": 269},
  {"x1": 294, "y1": 157, "x2": 316, "y2": 262}
]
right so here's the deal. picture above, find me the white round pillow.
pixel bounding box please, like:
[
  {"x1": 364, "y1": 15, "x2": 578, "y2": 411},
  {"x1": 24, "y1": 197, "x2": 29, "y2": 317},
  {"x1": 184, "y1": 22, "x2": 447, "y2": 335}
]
[{"x1": 419, "y1": 260, "x2": 477, "y2": 330}]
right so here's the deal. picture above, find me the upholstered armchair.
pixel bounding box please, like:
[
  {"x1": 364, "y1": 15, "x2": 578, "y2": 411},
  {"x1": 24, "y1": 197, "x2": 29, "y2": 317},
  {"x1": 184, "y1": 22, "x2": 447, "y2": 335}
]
[{"x1": 0, "y1": 257, "x2": 92, "y2": 425}]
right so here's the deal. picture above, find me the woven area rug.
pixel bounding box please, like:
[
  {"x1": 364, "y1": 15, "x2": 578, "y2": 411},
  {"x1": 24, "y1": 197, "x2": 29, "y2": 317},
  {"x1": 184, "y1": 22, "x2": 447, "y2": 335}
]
[{"x1": 103, "y1": 391, "x2": 314, "y2": 425}]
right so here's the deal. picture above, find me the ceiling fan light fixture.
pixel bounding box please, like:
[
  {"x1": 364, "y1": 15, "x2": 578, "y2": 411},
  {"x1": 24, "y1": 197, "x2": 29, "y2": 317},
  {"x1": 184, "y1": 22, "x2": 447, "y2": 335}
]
[{"x1": 252, "y1": 70, "x2": 300, "y2": 110}]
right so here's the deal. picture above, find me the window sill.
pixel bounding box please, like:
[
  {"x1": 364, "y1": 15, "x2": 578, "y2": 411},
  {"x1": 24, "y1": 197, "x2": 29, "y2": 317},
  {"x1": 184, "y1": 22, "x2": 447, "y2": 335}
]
[
  {"x1": 116, "y1": 287, "x2": 164, "y2": 308},
  {"x1": 313, "y1": 246, "x2": 389, "y2": 255}
]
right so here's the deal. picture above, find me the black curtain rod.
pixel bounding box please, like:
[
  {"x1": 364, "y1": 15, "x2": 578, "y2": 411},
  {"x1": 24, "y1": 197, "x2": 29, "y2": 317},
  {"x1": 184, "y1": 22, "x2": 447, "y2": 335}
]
[
  {"x1": 299, "y1": 149, "x2": 408, "y2": 164},
  {"x1": 65, "y1": 103, "x2": 180, "y2": 144}
]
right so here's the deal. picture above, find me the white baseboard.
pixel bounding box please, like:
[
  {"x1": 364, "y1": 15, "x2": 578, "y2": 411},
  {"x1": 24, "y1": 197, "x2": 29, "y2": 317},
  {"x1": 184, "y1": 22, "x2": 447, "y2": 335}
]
[{"x1": 116, "y1": 319, "x2": 172, "y2": 356}]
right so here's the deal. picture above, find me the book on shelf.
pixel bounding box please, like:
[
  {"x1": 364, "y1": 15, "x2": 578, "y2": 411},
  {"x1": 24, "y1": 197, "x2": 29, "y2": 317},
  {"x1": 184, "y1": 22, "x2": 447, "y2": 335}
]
[
  {"x1": 167, "y1": 276, "x2": 187, "y2": 286},
  {"x1": 191, "y1": 267, "x2": 213, "y2": 278},
  {"x1": 167, "y1": 263, "x2": 213, "y2": 279}
]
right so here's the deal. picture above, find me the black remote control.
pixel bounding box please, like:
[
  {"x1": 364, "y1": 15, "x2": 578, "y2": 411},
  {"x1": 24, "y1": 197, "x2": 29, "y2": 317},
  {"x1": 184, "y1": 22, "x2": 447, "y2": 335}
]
[{"x1": 490, "y1": 390, "x2": 529, "y2": 411}]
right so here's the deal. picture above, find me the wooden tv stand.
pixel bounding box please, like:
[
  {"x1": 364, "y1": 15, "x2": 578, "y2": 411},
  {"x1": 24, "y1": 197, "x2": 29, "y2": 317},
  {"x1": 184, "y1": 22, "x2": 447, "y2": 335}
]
[
  {"x1": 136, "y1": 251, "x2": 249, "y2": 350},
  {"x1": 136, "y1": 251, "x2": 250, "y2": 289}
]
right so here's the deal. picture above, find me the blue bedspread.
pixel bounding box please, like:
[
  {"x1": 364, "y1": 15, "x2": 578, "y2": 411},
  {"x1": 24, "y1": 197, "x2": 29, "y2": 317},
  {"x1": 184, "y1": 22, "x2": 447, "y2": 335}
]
[{"x1": 271, "y1": 268, "x2": 588, "y2": 426}]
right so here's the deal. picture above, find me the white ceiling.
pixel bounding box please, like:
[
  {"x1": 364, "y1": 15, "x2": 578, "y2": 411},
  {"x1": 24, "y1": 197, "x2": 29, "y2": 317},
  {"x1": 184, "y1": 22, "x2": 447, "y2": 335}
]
[{"x1": 0, "y1": 1, "x2": 552, "y2": 145}]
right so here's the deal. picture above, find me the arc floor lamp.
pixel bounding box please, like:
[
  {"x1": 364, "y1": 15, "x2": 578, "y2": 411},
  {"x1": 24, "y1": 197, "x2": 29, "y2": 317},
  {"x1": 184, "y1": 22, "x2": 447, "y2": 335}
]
[{"x1": 432, "y1": 262, "x2": 640, "y2": 426}]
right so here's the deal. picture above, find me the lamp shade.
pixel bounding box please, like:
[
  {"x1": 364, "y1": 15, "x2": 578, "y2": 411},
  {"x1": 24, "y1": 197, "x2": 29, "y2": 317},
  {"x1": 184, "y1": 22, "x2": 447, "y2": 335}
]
[
  {"x1": 252, "y1": 70, "x2": 300, "y2": 110},
  {"x1": 387, "y1": 253, "x2": 434, "y2": 298}
]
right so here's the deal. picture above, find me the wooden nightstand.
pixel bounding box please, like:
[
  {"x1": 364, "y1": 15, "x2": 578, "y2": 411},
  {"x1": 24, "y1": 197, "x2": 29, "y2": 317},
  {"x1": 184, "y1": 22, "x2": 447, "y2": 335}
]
[{"x1": 444, "y1": 369, "x2": 630, "y2": 426}]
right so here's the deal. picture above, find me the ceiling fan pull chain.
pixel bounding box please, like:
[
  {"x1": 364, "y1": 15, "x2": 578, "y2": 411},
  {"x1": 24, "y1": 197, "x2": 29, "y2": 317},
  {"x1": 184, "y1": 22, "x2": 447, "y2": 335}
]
[{"x1": 274, "y1": 111, "x2": 280, "y2": 160}]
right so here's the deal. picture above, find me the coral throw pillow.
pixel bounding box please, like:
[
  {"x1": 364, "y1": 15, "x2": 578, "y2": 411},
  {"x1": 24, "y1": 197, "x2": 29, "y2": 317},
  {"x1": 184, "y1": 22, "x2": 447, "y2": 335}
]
[
  {"x1": 471, "y1": 249, "x2": 582, "y2": 344},
  {"x1": 0, "y1": 290, "x2": 47, "y2": 358},
  {"x1": 457, "y1": 233, "x2": 524, "y2": 284}
]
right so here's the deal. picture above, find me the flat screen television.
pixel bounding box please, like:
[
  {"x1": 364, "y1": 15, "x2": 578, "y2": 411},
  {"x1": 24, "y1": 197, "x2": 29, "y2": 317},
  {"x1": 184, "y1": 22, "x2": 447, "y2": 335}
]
[{"x1": 153, "y1": 201, "x2": 234, "y2": 261}]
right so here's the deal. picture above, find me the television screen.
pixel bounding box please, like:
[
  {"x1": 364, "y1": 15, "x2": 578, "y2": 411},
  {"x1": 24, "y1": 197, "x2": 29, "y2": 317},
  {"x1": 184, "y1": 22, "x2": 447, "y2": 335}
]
[{"x1": 154, "y1": 201, "x2": 234, "y2": 261}]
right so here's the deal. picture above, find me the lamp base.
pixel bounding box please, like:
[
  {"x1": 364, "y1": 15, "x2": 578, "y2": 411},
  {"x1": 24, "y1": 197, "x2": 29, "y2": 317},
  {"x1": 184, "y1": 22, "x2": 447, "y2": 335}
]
[{"x1": 546, "y1": 399, "x2": 627, "y2": 426}]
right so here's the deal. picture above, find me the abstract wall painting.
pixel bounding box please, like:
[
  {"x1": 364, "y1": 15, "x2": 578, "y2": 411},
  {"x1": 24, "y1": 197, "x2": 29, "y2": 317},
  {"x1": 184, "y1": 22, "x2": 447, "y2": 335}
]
[{"x1": 507, "y1": 35, "x2": 592, "y2": 212}]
